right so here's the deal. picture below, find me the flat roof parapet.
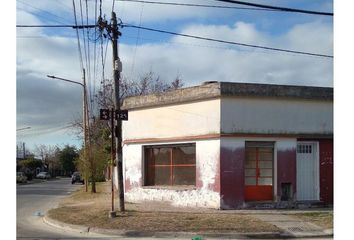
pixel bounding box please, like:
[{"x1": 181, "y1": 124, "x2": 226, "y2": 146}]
[
  {"x1": 220, "y1": 82, "x2": 333, "y2": 100},
  {"x1": 122, "y1": 82, "x2": 333, "y2": 110}
]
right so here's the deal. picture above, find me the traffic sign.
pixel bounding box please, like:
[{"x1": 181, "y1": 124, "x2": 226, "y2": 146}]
[
  {"x1": 100, "y1": 109, "x2": 110, "y2": 120},
  {"x1": 115, "y1": 110, "x2": 128, "y2": 120}
]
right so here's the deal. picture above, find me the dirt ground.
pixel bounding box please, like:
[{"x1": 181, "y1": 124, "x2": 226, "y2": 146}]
[
  {"x1": 294, "y1": 212, "x2": 333, "y2": 229},
  {"x1": 48, "y1": 182, "x2": 280, "y2": 233}
]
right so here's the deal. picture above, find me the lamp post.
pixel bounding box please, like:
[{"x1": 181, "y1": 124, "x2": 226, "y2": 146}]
[
  {"x1": 16, "y1": 127, "x2": 31, "y2": 131},
  {"x1": 47, "y1": 70, "x2": 89, "y2": 192}
]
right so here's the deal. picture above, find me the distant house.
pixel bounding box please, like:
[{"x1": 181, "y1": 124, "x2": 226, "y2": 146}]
[{"x1": 119, "y1": 82, "x2": 333, "y2": 209}]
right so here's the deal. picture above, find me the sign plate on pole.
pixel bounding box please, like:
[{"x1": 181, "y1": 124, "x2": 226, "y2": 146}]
[
  {"x1": 115, "y1": 110, "x2": 128, "y2": 121},
  {"x1": 100, "y1": 109, "x2": 110, "y2": 120}
]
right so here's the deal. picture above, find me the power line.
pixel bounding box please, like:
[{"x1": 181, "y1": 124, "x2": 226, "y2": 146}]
[
  {"x1": 121, "y1": 24, "x2": 333, "y2": 58},
  {"x1": 213, "y1": 0, "x2": 333, "y2": 16},
  {"x1": 17, "y1": 125, "x2": 76, "y2": 137},
  {"x1": 92, "y1": 0, "x2": 98, "y2": 113},
  {"x1": 129, "y1": 2, "x2": 144, "y2": 81},
  {"x1": 17, "y1": 0, "x2": 71, "y2": 25},
  {"x1": 116, "y1": 0, "x2": 276, "y2": 11},
  {"x1": 85, "y1": 0, "x2": 93, "y2": 114},
  {"x1": 79, "y1": 0, "x2": 89, "y2": 91},
  {"x1": 16, "y1": 24, "x2": 96, "y2": 28},
  {"x1": 72, "y1": 0, "x2": 85, "y2": 71}
]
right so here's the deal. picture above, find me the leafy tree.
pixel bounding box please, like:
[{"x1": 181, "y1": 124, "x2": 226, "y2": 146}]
[
  {"x1": 19, "y1": 158, "x2": 43, "y2": 180},
  {"x1": 59, "y1": 145, "x2": 78, "y2": 174},
  {"x1": 20, "y1": 159, "x2": 43, "y2": 170},
  {"x1": 76, "y1": 120, "x2": 110, "y2": 193}
]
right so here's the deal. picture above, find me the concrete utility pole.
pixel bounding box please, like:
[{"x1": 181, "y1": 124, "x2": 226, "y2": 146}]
[
  {"x1": 82, "y1": 69, "x2": 89, "y2": 193},
  {"x1": 111, "y1": 11, "x2": 125, "y2": 212},
  {"x1": 110, "y1": 108, "x2": 115, "y2": 216}
]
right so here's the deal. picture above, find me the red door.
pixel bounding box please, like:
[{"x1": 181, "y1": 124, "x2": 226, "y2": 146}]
[{"x1": 244, "y1": 144, "x2": 273, "y2": 201}]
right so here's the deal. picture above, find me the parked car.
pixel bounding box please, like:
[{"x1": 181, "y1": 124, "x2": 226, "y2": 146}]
[
  {"x1": 36, "y1": 172, "x2": 51, "y2": 179},
  {"x1": 17, "y1": 172, "x2": 27, "y2": 183},
  {"x1": 71, "y1": 172, "x2": 84, "y2": 184}
]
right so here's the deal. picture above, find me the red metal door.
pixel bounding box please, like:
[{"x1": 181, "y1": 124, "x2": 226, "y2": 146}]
[{"x1": 244, "y1": 145, "x2": 273, "y2": 201}]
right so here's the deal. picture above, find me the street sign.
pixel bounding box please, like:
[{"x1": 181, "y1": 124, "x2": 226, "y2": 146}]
[
  {"x1": 115, "y1": 110, "x2": 128, "y2": 120},
  {"x1": 100, "y1": 109, "x2": 110, "y2": 120}
]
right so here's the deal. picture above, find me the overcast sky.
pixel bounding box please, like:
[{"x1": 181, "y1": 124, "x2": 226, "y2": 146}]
[{"x1": 16, "y1": 0, "x2": 333, "y2": 152}]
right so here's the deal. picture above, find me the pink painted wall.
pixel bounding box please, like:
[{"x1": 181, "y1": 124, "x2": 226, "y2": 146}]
[
  {"x1": 220, "y1": 145, "x2": 245, "y2": 209},
  {"x1": 277, "y1": 148, "x2": 297, "y2": 200},
  {"x1": 319, "y1": 139, "x2": 333, "y2": 204}
]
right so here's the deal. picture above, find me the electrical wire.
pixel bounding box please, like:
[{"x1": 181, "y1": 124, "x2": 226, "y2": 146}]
[
  {"x1": 92, "y1": 0, "x2": 98, "y2": 114},
  {"x1": 213, "y1": 0, "x2": 333, "y2": 16},
  {"x1": 85, "y1": 0, "x2": 93, "y2": 114},
  {"x1": 116, "y1": 0, "x2": 276, "y2": 12},
  {"x1": 17, "y1": 125, "x2": 76, "y2": 137},
  {"x1": 121, "y1": 23, "x2": 333, "y2": 58},
  {"x1": 72, "y1": 0, "x2": 84, "y2": 71},
  {"x1": 129, "y1": 2, "x2": 144, "y2": 82},
  {"x1": 17, "y1": 0, "x2": 71, "y2": 25},
  {"x1": 16, "y1": 24, "x2": 96, "y2": 28},
  {"x1": 79, "y1": 0, "x2": 89, "y2": 90}
]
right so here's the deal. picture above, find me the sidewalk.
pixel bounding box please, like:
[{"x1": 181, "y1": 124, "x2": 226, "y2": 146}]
[{"x1": 45, "y1": 182, "x2": 333, "y2": 239}]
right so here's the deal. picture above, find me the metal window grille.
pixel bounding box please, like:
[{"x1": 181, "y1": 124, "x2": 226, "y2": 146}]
[{"x1": 297, "y1": 144, "x2": 312, "y2": 154}]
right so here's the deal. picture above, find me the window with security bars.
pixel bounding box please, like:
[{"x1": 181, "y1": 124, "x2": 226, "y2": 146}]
[
  {"x1": 144, "y1": 144, "x2": 196, "y2": 186},
  {"x1": 297, "y1": 144, "x2": 312, "y2": 154}
]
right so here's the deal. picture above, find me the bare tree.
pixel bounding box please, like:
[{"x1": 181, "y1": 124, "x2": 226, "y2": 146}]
[
  {"x1": 34, "y1": 144, "x2": 62, "y2": 177},
  {"x1": 73, "y1": 71, "x2": 184, "y2": 193}
]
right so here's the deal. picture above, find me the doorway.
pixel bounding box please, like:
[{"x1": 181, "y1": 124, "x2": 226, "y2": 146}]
[
  {"x1": 296, "y1": 142, "x2": 319, "y2": 201},
  {"x1": 244, "y1": 142, "x2": 274, "y2": 201}
]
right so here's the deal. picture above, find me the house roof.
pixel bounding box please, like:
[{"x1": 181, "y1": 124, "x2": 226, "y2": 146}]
[{"x1": 122, "y1": 81, "x2": 333, "y2": 110}]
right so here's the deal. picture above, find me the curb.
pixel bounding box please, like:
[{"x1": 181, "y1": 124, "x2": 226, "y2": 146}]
[
  {"x1": 89, "y1": 227, "x2": 288, "y2": 239},
  {"x1": 43, "y1": 215, "x2": 90, "y2": 234},
  {"x1": 44, "y1": 215, "x2": 283, "y2": 238},
  {"x1": 43, "y1": 215, "x2": 333, "y2": 239}
]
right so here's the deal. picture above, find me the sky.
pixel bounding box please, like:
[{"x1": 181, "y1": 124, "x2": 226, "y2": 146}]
[{"x1": 15, "y1": 0, "x2": 334, "y2": 153}]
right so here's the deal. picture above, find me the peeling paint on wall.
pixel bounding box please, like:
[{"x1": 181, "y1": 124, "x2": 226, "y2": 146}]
[
  {"x1": 125, "y1": 188, "x2": 220, "y2": 208},
  {"x1": 196, "y1": 140, "x2": 220, "y2": 192},
  {"x1": 123, "y1": 144, "x2": 143, "y2": 192},
  {"x1": 123, "y1": 140, "x2": 221, "y2": 209}
]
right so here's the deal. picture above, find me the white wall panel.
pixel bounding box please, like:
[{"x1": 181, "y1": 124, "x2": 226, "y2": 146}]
[
  {"x1": 221, "y1": 97, "x2": 333, "y2": 134},
  {"x1": 123, "y1": 99, "x2": 220, "y2": 140}
]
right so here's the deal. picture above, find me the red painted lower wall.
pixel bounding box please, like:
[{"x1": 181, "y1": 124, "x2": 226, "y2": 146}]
[
  {"x1": 277, "y1": 149, "x2": 297, "y2": 201},
  {"x1": 220, "y1": 146, "x2": 245, "y2": 209},
  {"x1": 319, "y1": 139, "x2": 333, "y2": 204}
]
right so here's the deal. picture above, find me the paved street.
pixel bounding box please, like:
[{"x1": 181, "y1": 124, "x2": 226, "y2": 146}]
[{"x1": 16, "y1": 178, "x2": 111, "y2": 239}]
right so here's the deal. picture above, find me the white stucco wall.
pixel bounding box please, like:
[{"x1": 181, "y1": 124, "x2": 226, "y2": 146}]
[
  {"x1": 122, "y1": 99, "x2": 220, "y2": 141},
  {"x1": 123, "y1": 139, "x2": 221, "y2": 209},
  {"x1": 221, "y1": 97, "x2": 333, "y2": 134}
]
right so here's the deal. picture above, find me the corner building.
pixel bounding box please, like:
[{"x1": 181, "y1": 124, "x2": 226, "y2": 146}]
[{"x1": 119, "y1": 82, "x2": 333, "y2": 209}]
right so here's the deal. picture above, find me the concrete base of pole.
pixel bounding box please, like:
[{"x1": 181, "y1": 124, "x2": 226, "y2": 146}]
[{"x1": 109, "y1": 211, "x2": 117, "y2": 218}]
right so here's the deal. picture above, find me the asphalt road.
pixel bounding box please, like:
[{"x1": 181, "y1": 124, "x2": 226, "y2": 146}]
[{"x1": 16, "y1": 177, "x2": 111, "y2": 239}]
